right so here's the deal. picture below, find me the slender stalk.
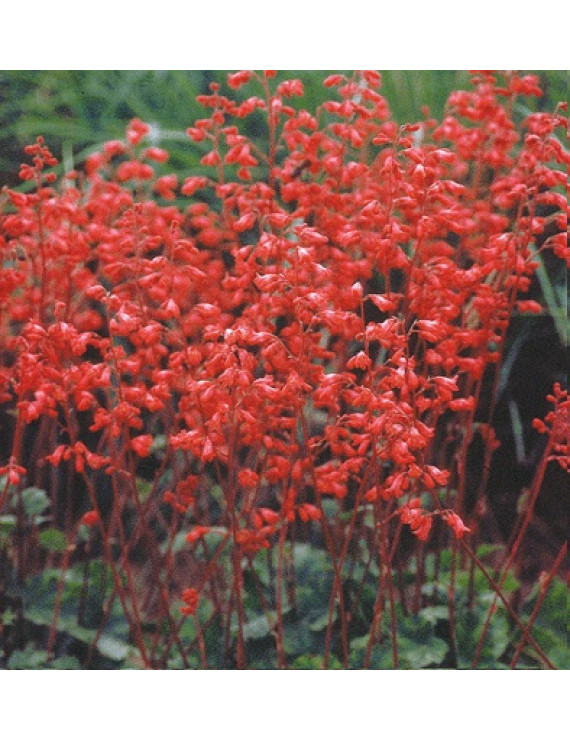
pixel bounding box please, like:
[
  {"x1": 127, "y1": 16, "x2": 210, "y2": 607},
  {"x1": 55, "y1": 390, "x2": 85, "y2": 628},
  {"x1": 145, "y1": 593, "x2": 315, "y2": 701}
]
[
  {"x1": 510, "y1": 542, "x2": 566, "y2": 669},
  {"x1": 461, "y1": 541, "x2": 556, "y2": 670},
  {"x1": 471, "y1": 436, "x2": 553, "y2": 668}
]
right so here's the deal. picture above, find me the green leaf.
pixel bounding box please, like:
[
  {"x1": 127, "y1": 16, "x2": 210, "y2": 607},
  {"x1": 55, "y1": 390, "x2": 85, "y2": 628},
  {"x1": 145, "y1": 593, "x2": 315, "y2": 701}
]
[
  {"x1": 76, "y1": 524, "x2": 92, "y2": 542},
  {"x1": 350, "y1": 608, "x2": 450, "y2": 669},
  {"x1": 135, "y1": 477, "x2": 153, "y2": 503},
  {"x1": 291, "y1": 543, "x2": 334, "y2": 609},
  {"x1": 150, "y1": 434, "x2": 167, "y2": 454},
  {"x1": 49, "y1": 656, "x2": 81, "y2": 670},
  {"x1": 349, "y1": 636, "x2": 392, "y2": 669},
  {"x1": 499, "y1": 570, "x2": 520, "y2": 594},
  {"x1": 476, "y1": 544, "x2": 503, "y2": 560},
  {"x1": 96, "y1": 635, "x2": 130, "y2": 661},
  {"x1": 38, "y1": 528, "x2": 68, "y2": 553},
  {"x1": 1, "y1": 608, "x2": 16, "y2": 627},
  {"x1": 403, "y1": 636, "x2": 448, "y2": 668},
  {"x1": 292, "y1": 654, "x2": 342, "y2": 669},
  {"x1": 419, "y1": 606, "x2": 449, "y2": 625},
  {"x1": 309, "y1": 613, "x2": 331, "y2": 633},
  {"x1": 535, "y1": 578, "x2": 566, "y2": 635},
  {"x1": 0, "y1": 514, "x2": 17, "y2": 533},
  {"x1": 283, "y1": 618, "x2": 322, "y2": 656},
  {"x1": 243, "y1": 614, "x2": 273, "y2": 641},
  {"x1": 8, "y1": 649, "x2": 49, "y2": 669},
  {"x1": 19, "y1": 487, "x2": 50, "y2": 517},
  {"x1": 167, "y1": 532, "x2": 189, "y2": 555},
  {"x1": 550, "y1": 646, "x2": 570, "y2": 670},
  {"x1": 397, "y1": 613, "x2": 449, "y2": 668},
  {"x1": 320, "y1": 498, "x2": 338, "y2": 521},
  {"x1": 455, "y1": 606, "x2": 510, "y2": 668}
]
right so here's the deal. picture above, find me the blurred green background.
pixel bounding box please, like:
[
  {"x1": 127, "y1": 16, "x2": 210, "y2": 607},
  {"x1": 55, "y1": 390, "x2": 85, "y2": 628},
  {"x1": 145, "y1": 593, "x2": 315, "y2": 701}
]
[{"x1": 0, "y1": 70, "x2": 565, "y2": 186}]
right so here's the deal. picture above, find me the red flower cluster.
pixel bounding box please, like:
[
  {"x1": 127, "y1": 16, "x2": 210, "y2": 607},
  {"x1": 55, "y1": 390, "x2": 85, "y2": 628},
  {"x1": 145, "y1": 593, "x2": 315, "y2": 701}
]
[
  {"x1": 180, "y1": 588, "x2": 200, "y2": 616},
  {"x1": 0, "y1": 71, "x2": 566, "y2": 667},
  {"x1": 533, "y1": 383, "x2": 569, "y2": 469}
]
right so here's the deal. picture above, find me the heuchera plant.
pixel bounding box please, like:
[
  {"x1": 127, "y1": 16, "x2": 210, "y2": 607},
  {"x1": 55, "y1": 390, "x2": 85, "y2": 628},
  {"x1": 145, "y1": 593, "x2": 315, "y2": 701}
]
[{"x1": 0, "y1": 71, "x2": 567, "y2": 669}]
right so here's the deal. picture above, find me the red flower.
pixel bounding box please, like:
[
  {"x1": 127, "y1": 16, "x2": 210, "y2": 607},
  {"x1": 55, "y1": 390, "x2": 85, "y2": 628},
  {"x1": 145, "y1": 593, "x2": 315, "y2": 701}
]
[
  {"x1": 442, "y1": 512, "x2": 470, "y2": 539},
  {"x1": 186, "y1": 526, "x2": 210, "y2": 544},
  {"x1": 143, "y1": 146, "x2": 169, "y2": 163},
  {"x1": 180, "y1": 588, "x2": 200, "y2": 616},
  {"x1": 1, "y1": 72, "x2": 565, "y2": 668},
  {"x1": 228, "y1": 71, "x2": 251, "y2": 89},
  {"x1": 126, "y1": 118, "x2": 150, "y2": 146},
  {"x1": 81, "y1": 510, "x2": 100, "y2": 528},
  {"x1": 130, "y1": 434, "x2": 154, "y2": 458},
  {"x1": 297, "y1": 504, "x2": 321, "y2": 523}
]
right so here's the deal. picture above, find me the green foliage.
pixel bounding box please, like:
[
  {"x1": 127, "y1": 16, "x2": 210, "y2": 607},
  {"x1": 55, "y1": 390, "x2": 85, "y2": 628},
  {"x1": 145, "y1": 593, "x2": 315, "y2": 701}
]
[
  {"x1": 7, "y1": 648, "x2": 81, "y2": 670},
  {"x1": 236, "y1": 544, "x2": 566, "y2": 670},
  {"x1": 0, "y1": 70, "x2": 207, "y2": 185},
  {"x1": 292, "y1": 654, "x2": 342, "y2": 669},
  {"x1": 38, "y1": 528, "x2": 68, "y2": 553},
  {"x1": 515, "y1": 578, "x2": 569, "y2": 669},
  {"x1": 2, "y1": 560, "x2": 134, "y2": 669},
  {"x1": 2, "y1": 536, "x2": 566, "y2": 669},
  {"x1": 530, "y1": 245, "x2": 567, "y2": 345},
  {"x1": 17, "y1": 487, "x2": 50, "y2": 518},
  {"x1": 0, "y1": 515, "x2": 17, "y2": 543},
  {"x1": 349, "y1": 607, "x2": 448, "y2": 669},
  {"x1": 2, "y1": 70, "x2": 563, "y2": 187},
  {"x1": 454, "y1": 603, "x2": 510, "y2": 669}
]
